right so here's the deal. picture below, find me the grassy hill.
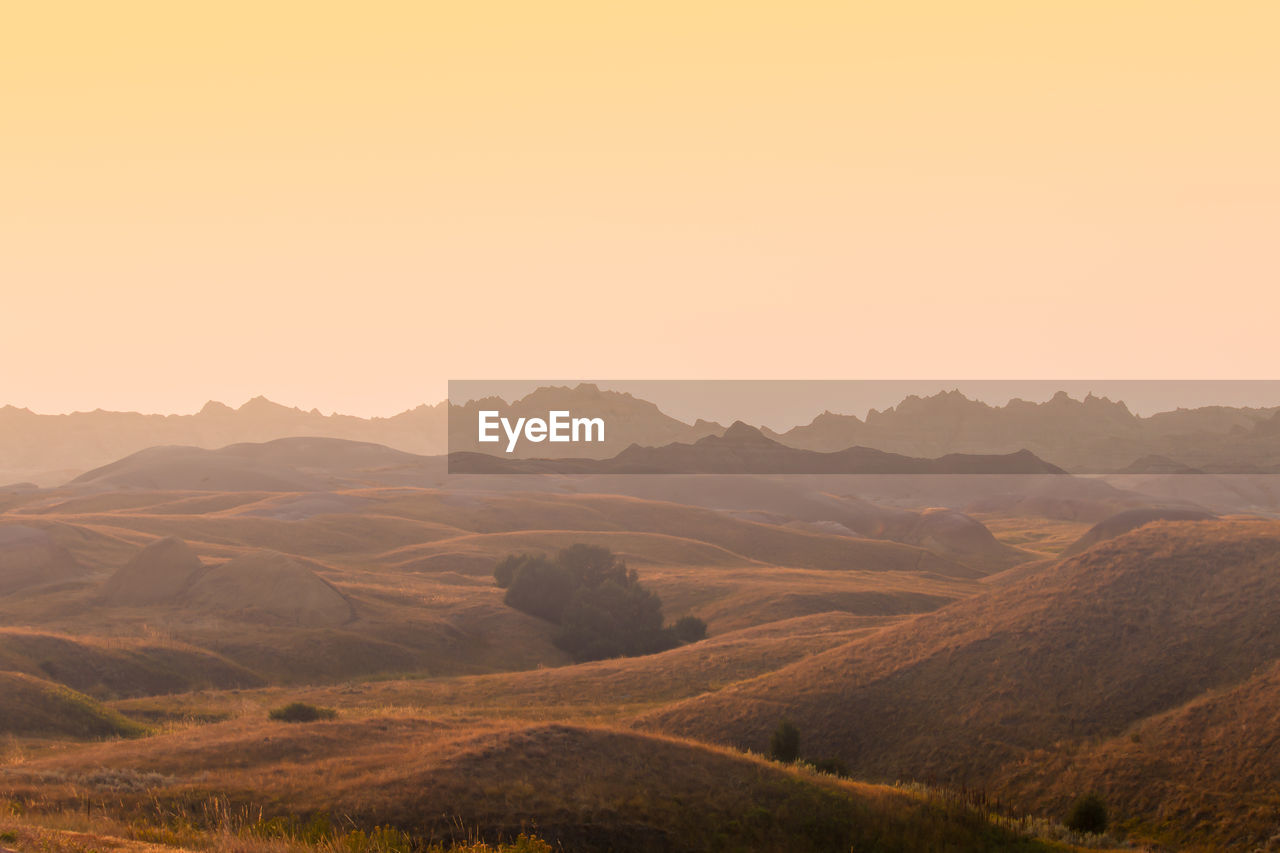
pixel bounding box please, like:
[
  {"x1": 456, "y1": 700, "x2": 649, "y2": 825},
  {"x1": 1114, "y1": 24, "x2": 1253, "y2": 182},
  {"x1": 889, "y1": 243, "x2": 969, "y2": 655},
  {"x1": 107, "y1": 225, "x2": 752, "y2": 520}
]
[
  {"x1": 641, "y1": 521, "x2": 1280, "y2": 791},
  {"x1": 3, "y1": 474, "x2": 1257, "y2": 848},
  {"x1": 0, "y1": 671, "x2": 146, "y2": 739},
  {"x1": 0, "y1": 487, "x2": 986, "y2": 686},
  {"x1": 3, "y1": 714, "x2": 1119, "y2": 852},
  {"x1": 0, "y1": 628, "x2": 262, "y2": 698},
  {"x1": 995, "y1": 657, "x2": 1280, "y2": 850}
]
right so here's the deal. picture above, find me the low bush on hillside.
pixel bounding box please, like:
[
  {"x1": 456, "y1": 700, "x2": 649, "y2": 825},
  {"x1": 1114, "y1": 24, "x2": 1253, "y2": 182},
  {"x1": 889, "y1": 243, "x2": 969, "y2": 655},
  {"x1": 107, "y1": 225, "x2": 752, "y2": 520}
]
[
  {"x1": 769, "y1": 718, "x2": 800, "y2": 763},
  {"x1": 268, "y1": 702, "x2": 337, "y2": 723},
  {"x1": 673, "y1": 615, "x2": 708, "y2": 643},
  {"x1": 767, "y1": 720, "x2": 849, "y2": 777},
  {"x1": 494, "y1": 545, "x2": 707, "y2": 662},
  {"x1": 809, "y1": 757, "x2": 850, "y2": 778},
  {"x1": 1065, "y1": 792, "x2": 1108, "y2": 834}
]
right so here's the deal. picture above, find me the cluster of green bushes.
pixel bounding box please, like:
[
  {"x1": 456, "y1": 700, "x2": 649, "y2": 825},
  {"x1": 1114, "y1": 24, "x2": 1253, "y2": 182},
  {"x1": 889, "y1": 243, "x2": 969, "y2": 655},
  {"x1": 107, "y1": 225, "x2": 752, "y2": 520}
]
[
  {"x1": 494, "y1": 544, "x2": 707, "y2": 662},
  {"x1": 268, "y1": 702, "x2": 337, "y2": 723}
]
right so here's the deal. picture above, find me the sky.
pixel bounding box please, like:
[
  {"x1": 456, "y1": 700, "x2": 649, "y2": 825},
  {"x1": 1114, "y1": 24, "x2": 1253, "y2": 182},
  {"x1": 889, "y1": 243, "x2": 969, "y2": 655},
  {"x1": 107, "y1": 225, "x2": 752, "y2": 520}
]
[{"x1": 2, "y1": 2, "x2": 1278, "y2": 416}]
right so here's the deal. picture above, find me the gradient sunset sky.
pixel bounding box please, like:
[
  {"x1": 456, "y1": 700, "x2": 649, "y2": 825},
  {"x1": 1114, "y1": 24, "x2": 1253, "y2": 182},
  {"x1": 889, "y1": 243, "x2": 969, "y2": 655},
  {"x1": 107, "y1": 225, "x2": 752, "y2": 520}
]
[{"x1": 3, "y1": 2, "x2": 1277, "y2": 416}]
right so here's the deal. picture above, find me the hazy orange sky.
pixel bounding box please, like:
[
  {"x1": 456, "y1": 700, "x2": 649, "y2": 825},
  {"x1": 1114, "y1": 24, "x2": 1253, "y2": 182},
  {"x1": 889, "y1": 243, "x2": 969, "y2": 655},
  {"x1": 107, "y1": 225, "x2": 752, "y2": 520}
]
[{"x1": 3, "y1": 2, "x2": 1277, "y2": 416}]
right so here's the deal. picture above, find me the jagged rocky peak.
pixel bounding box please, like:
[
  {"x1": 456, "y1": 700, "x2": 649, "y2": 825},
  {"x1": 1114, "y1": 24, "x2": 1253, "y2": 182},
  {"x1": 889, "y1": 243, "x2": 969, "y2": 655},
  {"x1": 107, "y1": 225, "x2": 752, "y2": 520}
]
[
  {"x1": 198, "y1": 400, "x2": 234, "y2": 416},
  {"x1": 237, "y1": 396, "x2": 298, "y2": 415},
  {"x1": 716, "y1": 421, "x2": 778, "y2": 445}
]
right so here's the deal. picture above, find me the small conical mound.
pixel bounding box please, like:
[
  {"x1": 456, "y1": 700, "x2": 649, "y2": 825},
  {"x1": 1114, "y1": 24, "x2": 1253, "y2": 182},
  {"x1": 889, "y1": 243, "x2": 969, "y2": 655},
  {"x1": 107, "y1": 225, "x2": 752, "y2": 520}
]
[
  {"x1": 0, "y1": 525, "x2": 85, "y2": 595},
  {"x1": 185, "y1": 551, "x2": 354, "y2": 627},
  {"x1": 103, "y1": 537, "x2": 203, "y2": 605}
]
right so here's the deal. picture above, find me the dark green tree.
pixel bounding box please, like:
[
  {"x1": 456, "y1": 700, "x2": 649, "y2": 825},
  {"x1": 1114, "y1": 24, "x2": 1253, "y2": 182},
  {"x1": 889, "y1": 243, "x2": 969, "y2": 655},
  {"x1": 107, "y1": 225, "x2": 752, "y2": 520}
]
[
  {"x1": 493, "y1": 553, "x2": 534, "y2": 588},
  {"x1": 556, "y1": 543, "x2": 628, "y2": 588},
  {"x1": 673, "y1": 615, "x2": 708, "y2": 643},
  {"x1": 554, "y1": 579, "x2": 674, "y2": 661},
  {"x1": 493, "y1": 545, "x2": 705, "y2": 662},
  {"x1": 770, "y1": 718, "x2": 800, "y2": 763},
  {"x1": 501, "y1": 555, "x2": 576, "y2": 622},
  {"x1": 1065, "y1": 793, "x2": 1108, "y2": 834}
]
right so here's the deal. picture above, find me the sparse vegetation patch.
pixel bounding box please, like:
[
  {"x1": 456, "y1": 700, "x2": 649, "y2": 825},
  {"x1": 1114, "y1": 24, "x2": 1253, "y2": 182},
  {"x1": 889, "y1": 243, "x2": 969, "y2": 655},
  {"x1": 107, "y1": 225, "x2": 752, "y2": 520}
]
[{"x1": 268, "y1": 702, "x2": 337, "y2": 723}]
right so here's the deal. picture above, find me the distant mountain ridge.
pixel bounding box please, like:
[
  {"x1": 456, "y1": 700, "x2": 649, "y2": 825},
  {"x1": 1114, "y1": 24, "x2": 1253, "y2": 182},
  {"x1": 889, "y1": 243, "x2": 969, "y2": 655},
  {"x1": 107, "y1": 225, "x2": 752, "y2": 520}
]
[
  {"x1": 5, "y1": 384, "x2": 1280, "y2": 484},
  {"x1": 447, "y1": 383, "x2": 723, "y2": 459},
  {"x1": 765, "y1": 389, "x2": 1280, "y2": 473},
  {"x1": 0, "y1": 398, "x2": 447, "y2": 486},
  {"x1": 449, "y1": 421, "x2": 1067, "y2": 475}
]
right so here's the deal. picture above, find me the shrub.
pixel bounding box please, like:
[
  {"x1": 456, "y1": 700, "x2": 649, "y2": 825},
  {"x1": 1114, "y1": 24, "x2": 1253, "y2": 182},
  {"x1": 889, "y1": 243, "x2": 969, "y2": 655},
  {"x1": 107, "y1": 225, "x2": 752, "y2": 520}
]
[
  {"x1": 493, "y1": 553, "x2": 531, "y2": 589},
  {"x1": 557, "y1": 543, "x2": 629, "y2": 587},
  {"x1": 674, "y1": 615, "x2": 708, "y2": 643},
  {"x1": 770, "y1": 718, "x2": 800, "y2": 763},
  {"x1": 810, "y1": 757, "x2": 850, "y2": 778},
  {"x1": 554, "y1": 577, "x2": 670, "y2": 660},
  {"x1": 1065, "y1": 792, "x2": 1108, "y2": 834},
  {"x1": 503, "y1": 555, "x2": 576, "y2": 622},
  {"x1": 494, "y1": 545, "x2": 705, "y2": 662},
  {"x1": 268, "y1": 702, "x2": 337, "y2": 723}
]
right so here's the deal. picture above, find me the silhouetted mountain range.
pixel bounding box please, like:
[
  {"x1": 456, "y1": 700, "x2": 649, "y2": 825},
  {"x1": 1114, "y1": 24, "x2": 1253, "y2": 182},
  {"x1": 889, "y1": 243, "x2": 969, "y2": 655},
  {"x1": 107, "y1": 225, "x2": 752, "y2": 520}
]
[
  {"x1": 70, "y1": 437, "x2": 443, "y2": 491},
  {"x1": 0, "y1": 399, "x2": 446, "y2": 486},
  {"x1": 448, "y1": 422, "x2": 1067, "y2": 475},
  {"x1": 447, "y1": 383, "x2": 723, "y2": 458},
  {"x1": 5, "y1": 384, "x2": 1280, "y2": 484},
  {"x1": 765, "y1": 390, "x2": 1280, "y2": 473}
]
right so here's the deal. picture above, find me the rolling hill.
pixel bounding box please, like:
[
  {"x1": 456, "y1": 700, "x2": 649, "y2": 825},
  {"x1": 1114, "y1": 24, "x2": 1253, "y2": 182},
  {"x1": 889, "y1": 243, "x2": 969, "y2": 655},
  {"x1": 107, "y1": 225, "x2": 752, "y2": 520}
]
[
  {"x1": 995, "y1": 656, "x2": 1280, "y2": 850},
  {"x1": 0, "y1": 628, "x2": 263, "y2": 697},
  {"x1": 1, "y1": 714, "x2": 1112, "y2": 852},
  {"x1": 1060, "y1": 507, "x2": 1219, "y2": 556},
  {"x1": 0, "y1": 524, "x2": 88, "y2": 595},
  {"x1": 0, "y1": 671, "x2": 146, "y2": 738},
  {"x1": 640, "y1": 520, "x2": 1280, "y2": 804}
]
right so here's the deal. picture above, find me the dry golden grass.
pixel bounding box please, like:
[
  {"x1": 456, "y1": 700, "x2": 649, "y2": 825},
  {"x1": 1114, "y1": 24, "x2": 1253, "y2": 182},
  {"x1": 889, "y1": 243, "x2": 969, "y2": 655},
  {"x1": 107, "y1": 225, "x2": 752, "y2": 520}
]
[
  {"x1": 0, "y1": 672, "x2": 145, "y2": 739},
  {"x1": 2, "y1": 483, "x2": 1242, "y2": 848},
  {"x1": 994, "y1": 657, "x2": 1280, "y2": 851},
  {"x1": 1, "y1": 712, "x2": 1127, "y2": 852},
  {"x1": 641, "y1": 520, "x2": 1280, "y2": 833},
  {"x1": 299, "y1": 612, "x2": 878, "y2": 717},
  {"x1": 98, "y1": 611, "x2": 874, "y2": 730},
  {"x1": 0, "y1": 486, "x2": 984, "y2": 688},
  {"x1": 0, "y1": 629, "x2": 262, "y2": 698},
  {"x1": 974, "y1": 514, "x2": 1094, "y2": 557}
]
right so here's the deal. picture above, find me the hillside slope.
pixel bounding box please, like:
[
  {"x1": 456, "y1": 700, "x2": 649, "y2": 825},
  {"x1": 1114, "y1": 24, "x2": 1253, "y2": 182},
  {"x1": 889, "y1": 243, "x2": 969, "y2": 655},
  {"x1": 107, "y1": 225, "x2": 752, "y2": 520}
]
[
  {"x1": 0, "y1": 671, "x2": 145, "y2": 738},
  {"x1": 4, "y1": 715, "x2": 1106, "y2": 852},
  {"x1": 995, "y1": 658, "x2": 1280, "y2": 850},
  {"x1": 641, "y1": 521, "x2": 1280, "y2": 790}
]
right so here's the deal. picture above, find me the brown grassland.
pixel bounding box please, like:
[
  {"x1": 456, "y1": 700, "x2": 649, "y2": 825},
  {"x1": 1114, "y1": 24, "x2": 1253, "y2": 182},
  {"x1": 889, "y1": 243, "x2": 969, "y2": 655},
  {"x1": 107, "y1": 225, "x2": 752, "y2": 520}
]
[{"x1": 2, "y1": 468, "x2": 1277, "y2": 851}]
